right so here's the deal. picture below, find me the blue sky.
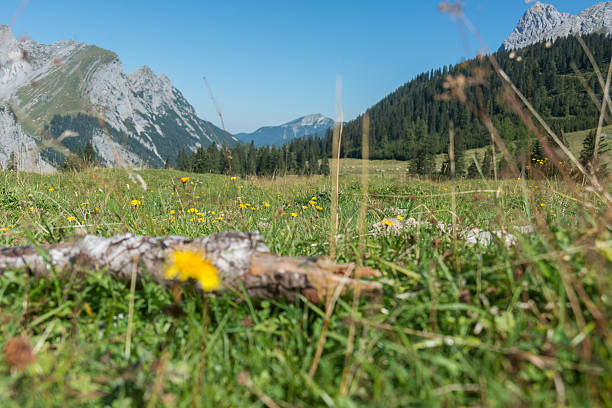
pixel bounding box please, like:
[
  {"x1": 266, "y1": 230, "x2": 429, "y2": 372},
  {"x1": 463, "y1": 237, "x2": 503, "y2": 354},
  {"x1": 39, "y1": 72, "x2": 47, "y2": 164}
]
[{"x1": 0, "y1": 0, "x2": 602, "y2": 133}]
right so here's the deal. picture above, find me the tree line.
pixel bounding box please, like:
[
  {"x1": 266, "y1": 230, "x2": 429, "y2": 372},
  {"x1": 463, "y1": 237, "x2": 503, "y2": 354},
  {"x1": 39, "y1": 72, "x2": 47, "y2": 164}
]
[
  {"x1": 174, "y1": 135, "x2": 331, "y2": 177},
  {"x1": 335, "y1": 33, "x2": 611, "y2": 176}
]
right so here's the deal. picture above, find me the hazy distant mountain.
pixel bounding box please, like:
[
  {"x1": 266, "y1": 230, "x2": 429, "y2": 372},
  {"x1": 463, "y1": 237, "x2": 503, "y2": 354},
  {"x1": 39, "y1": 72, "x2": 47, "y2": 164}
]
[
  {"x1": 235, "y1": 114, "x2": 334, "y2": 147},
  {"x1": 502, "y1": 1, "x2": 612, "y2": 50},
  {"x1": 0, "y1": 25, "x2": 228, "y2": 170}
]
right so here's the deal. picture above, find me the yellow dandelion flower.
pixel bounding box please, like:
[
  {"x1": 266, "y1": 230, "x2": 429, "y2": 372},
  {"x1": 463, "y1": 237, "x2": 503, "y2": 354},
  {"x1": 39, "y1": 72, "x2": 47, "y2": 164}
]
[
  {"x1": 316, "y1": 206, "x2": 323, "y2": 211},
  {"x1": 263, "y1": 202, "x2": 270, "y2": 207},
  {"x1": 169, "y1": 216, "x2": 176, "y2": 222},
  {"x1": 302, "y1": 205, "x2": 307, "y2": 210},
  {"x1": 48, "y1": 187, "x2": 54, "y2": 192},
  {"x1": 239, "y1": 204, "x2": 246, "y2": 209},
  {"x1": 170, "y1": 210, "x2": 176, "y2": 214},
  {"x1": 397, "y1": 215, "x2": 403, "y2": 221},
  {"x1": 131, "y1": 199, "x2": 141, "y2": 206},
  {"x1": 180, "y1": 177, "x2": 190, "y2": 183},
  {"x1": 230, "y1": 176, "x2": 237, "y2": 181},
  {"x1": 211, "y1": 211, "x2": 216, "y2": 215},
  {"x1": 197, "y1": 218, "x2": 204, "y2": 223},
  {"x1": 382, "y1": 219, "x2": 394, "y2": 226},
  {"x1": 67, "y1": 216, "x2": 76, "y2": 221},
  {"x1": 1, "y1": 228, "x2": 7, "y2": 232},
  {"x1": 311, "y1": 197, "x2": 317, "y2": 201},
  {"x1": 187, "y1": 208, "x2": 197, "y2": 213},
  {"x1": 164, "y1": 249, "x2": 220, "y2": 291},
  {"x1": 540, "y1": 203, "x2": 545, "y2": 207},
  {"x1": 81, "y1": 202, "x2": 87, "y2": 206},
  {"x1": 290, "y1": 212, "x2": 298, "y2": 217}
]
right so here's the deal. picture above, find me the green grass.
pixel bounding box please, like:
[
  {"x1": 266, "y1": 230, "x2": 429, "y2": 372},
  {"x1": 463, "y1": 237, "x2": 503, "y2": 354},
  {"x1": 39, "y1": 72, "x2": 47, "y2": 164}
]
[{"x1": 0, "y1": 167, "x2": 611, "y2": 407}]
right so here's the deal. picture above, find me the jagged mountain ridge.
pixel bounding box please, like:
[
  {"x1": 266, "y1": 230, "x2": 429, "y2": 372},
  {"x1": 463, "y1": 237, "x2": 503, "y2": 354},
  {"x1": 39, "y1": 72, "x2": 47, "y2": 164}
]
[
  {"x1": 235, "y1": 114, "x2": 335, "y2": 147},
  {"x1": 0, "y1": 24, "x2": 228, "y2": 169},
  {"x1": 503, "y1": 1, "x2": 612, "y2": 50}
]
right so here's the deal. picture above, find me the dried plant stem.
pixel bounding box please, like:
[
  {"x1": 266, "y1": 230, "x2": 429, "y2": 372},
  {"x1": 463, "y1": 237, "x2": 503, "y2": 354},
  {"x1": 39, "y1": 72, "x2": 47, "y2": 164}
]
[
  {"x1": 340, "y1": 114, "x2": 370, "y2": 395},
  {"x1": 329, "y1": 77, "x2": 343, "y2": 259},
  {"x1": 574, "y1": 34, "x2": 612, "y2": 117},
  {"x1": 593, "y1": 60, "x2": 612, "y2": 167},
  {"x1": 125, "y1": 257, "x2": 138, "y2": 359},
  {"x1": 308, "y1": 264, "x2": 354, "y2": 379}
]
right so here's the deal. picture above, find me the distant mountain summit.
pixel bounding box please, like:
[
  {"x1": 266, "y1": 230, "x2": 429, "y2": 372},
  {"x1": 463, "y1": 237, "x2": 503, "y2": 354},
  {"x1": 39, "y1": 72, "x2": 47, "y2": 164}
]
[
  {"x1": 502, "y1": 1, "x2": 612, "y2": 50},
  {"x1": 0, "y1": 25, "x2": 226, "y2": 170},
  {"x1": 235, "y1": 114, "x2": 334, "y2": 147}
]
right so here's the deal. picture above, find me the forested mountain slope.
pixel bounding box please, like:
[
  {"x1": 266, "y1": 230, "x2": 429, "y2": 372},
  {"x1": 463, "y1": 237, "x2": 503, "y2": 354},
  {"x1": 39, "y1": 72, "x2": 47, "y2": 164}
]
[{"x1": 339, "y1": 33, "x2": 611, "y2": 162}]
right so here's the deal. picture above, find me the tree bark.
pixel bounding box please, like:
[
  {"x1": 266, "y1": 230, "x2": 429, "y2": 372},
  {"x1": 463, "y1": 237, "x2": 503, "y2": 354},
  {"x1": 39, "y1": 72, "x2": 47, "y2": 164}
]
[{"x1": 0, "y1": 231, "x2": 381, "y2": 303}]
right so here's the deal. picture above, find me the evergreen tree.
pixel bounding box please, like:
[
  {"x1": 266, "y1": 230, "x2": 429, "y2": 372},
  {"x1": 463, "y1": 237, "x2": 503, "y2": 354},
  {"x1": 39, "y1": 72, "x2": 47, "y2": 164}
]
[
  {"x1": 579, "y1": 130, "x2": 609, "y2": 177},
  {"x1": 481, "y1": 148, "x2": 493, "y2": 179},
  {"x1": 467, "y1": 154, "x2": 481, "y2": 178},
  {"x1": 7, "y1": 151, "x2": 18, "y2": 171},
  {"x1": 319, "y1": 155, "x2": 330, "y2": 176},
  {"x1": 80, "y1": 141, "x2": 98, "y2": 166}
]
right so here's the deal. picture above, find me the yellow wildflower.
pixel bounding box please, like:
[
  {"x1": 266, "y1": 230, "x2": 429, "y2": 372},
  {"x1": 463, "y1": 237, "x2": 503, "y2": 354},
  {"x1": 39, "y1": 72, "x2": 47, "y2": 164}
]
[
  {"x1": 48, "y1": 188, "x2": 54, "y2": 192},
  {"x1": 131, "y1": 199, "x2": 141, "y2": 206},
  {"x1": 170, "y1": 210, "x2": 176, "y2": 214},
  {"x1": 164, "y1": 249, "x2": 220, "y2": 291},
  {"x1": 263, "y1": 202, "x2": 270, "y2": 208},
  {"x1": 169, "y1": 216, "x2": 176, "y2": 222},
  {"x1": 397, "y1": 216, "x2": 403, "y2": 221},
  {"x1": 187, "y1": 208, "x2": 197, "y2": 213},
  {"x1": 230, "y1": 176, "x2": 237, "y2": 181},
  {"x1": 180, "y1": 177, "x2": 190, "y2": 183},
  {"x1": 290, "y1": 213, "x2": 298, "y2": 218},
  {"x1": 67, "y1": 216, "x2": 76, "y2": 221},
  {"x1": 382, "y1": 219, "x2": 394, "y2": 226},
  {"x1": 1, "y1": 228, "x2": 7, "y2": 232},
  {"x1": 316, "y1": 206, "x2": 323, "y2": 211}
]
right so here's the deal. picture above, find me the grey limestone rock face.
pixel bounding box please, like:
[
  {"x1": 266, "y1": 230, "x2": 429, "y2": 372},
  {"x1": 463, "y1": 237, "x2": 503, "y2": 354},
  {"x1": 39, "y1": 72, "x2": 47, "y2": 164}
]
[
  {"x1": 502, "y1": 2, "x2": 612, "y2": 50},
  {"x1": 0, "y1": 25, "x2": 226, "y2": 169}
]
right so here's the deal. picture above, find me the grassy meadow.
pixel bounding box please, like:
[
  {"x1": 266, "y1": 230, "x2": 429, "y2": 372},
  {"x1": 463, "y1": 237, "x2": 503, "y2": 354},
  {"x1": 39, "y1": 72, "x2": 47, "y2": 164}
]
[{"x1": 0, "y1": 161, "x2": 610, "y2": 407}]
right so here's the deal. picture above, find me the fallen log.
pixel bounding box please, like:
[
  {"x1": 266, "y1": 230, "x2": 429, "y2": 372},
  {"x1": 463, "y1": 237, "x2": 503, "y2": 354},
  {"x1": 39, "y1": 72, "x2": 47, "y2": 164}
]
[{"x1": 0, "y1": 231, "x2": 382, "y2": 304}]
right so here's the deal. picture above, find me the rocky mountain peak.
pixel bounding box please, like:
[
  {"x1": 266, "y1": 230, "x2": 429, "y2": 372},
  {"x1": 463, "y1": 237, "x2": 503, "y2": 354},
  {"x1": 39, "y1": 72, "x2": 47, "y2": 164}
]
[{"x1": 502, "y1": 1, "x2": 612, "y2": 50}]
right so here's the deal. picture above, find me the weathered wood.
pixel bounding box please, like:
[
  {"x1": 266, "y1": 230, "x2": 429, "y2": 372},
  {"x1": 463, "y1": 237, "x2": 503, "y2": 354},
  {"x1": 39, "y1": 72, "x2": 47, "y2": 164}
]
[{"x1": 0, "y1": 232, "x2": 382, "y2": 303}]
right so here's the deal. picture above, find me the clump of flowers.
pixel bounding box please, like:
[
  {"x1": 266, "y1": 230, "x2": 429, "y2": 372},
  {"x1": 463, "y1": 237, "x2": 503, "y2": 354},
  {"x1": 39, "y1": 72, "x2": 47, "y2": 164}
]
[{"x1": 164, "y1": 249, "x2": 220, "y2": 291}]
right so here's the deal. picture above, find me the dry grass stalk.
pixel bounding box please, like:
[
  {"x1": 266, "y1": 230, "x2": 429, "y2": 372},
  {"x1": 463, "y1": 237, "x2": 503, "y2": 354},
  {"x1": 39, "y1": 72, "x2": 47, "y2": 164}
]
[{"x1": 340, "y1": 113, "x2": 370, "y2": 395}]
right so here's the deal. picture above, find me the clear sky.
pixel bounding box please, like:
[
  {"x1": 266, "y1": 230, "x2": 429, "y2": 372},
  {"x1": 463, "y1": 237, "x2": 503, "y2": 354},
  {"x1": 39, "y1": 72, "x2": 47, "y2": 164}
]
[{"x1": 0, "y1": 0, "x2": 603, "y2": 133}]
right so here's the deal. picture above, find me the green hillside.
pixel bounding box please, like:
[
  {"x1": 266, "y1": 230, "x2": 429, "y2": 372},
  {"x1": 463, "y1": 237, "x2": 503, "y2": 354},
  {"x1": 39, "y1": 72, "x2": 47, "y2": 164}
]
[
  {"x1": 13, "y1": 46, "x2": 117, "y2": 136},
  {"x1": 336, "y1": 33, "x2": 611, "y2": 172}
]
